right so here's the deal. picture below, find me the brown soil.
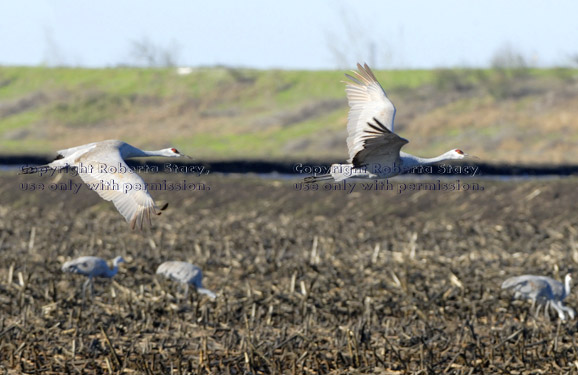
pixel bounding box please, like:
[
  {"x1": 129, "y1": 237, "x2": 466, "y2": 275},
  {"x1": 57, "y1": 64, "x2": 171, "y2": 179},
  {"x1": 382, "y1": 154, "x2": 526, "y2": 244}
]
[{"x1": 1, "y1": 172, "x2": 578, "y2": 373}]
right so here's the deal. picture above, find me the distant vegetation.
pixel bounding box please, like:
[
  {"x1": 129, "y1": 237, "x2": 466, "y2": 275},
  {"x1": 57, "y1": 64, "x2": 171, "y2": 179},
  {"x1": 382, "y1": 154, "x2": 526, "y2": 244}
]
[{"x1": 0, "y1": 66, "x2": 577, "y2": 164}]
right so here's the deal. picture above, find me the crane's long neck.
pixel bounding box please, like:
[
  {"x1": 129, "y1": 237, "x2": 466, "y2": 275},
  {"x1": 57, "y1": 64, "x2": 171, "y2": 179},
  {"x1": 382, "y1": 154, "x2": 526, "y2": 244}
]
[
  {"x1": 105, "y1": 265, "x2": 119, "y2": 278},
  {"x1": 105, "y1": 258, "x2": 123, "y2": 278},
  {"x1": 400, "y1": 152, "x2": 452, "y2": 170},
  {"x1": 142, "y1": 149, "x2": 170, "y2": 157},
  {"x1": 128, "y1": 149, "x2": 167, "y2": 158},
  {"x1": 121, "y1": 143, "x2": 167, "y2": 158}
]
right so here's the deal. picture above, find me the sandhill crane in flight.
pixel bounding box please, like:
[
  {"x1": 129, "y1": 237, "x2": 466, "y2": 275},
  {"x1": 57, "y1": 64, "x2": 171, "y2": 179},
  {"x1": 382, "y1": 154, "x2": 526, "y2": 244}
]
[
  {"x1": 501, "y1": 274, "x2": 574, "y2": 321},
  {"x1": 156, "y1": 261, "x2": 216, "y2": 300},
  {"x1": 305, "y1": 63, "x2": 470, "y2": 183},
  {"x1": 62, "y1": 255, "x2": 125, "y2": 302},
  {"x1": 21, "y1": 140, "x2": 188, "y2": 229}
]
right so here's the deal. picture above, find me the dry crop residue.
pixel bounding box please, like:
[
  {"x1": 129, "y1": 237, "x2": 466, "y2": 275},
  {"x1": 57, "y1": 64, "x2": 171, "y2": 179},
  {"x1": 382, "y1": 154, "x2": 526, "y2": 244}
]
[{"x1": 1, "y1": 173, "x2": 577, "y2": 373}]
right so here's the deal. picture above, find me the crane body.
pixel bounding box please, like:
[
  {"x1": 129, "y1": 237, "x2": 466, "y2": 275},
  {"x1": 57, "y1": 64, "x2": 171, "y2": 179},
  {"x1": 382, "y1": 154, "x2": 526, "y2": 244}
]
[
  {"x1": 305, "y1": 63, "x2": 469, "y2": 183},
  {"x1": 21, "y1": 140, "x2": 188, "y2": 229},
  {"x1": 62, "y1": 255, "x2": 125, "y2": 302},
  {"x1": 156, "y1": 261, "x2": 216, "y2": 300},
  {"x1": 502, "y1": 274, "x2": 574, "y2": 320}
]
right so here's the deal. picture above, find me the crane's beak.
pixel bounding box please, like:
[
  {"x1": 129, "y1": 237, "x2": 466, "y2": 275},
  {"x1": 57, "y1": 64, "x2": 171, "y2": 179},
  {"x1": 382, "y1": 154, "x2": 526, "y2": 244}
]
[{"x1": 461, "y1": 152, "x2": 478, "y2": 160}]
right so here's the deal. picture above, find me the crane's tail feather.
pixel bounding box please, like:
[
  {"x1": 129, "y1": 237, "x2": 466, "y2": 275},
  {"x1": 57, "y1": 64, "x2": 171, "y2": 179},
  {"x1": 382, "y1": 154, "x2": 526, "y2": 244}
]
[{"x1": 501, "y1": 277, "x2": 523, "y2": 290}]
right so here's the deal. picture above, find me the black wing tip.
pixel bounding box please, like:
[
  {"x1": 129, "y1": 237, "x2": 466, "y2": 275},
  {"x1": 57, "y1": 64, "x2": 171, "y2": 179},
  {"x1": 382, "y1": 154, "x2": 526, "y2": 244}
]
[
  {"x1": 154, "y1": 202, "x2": 169, "y2": 216},
  {"x1": 344, "y1": 73, "x2": 361, "y2": 85},
  {"x1": 364, "y1": 117, "x2": 392, "y2": 136}
]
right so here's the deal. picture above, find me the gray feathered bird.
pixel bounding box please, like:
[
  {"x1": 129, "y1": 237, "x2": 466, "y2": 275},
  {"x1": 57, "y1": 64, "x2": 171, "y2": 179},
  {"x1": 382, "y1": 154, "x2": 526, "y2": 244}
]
[
  {"x1": 156, "y1": 261, "x2": 216, "y2": 300},
  {"x1": 305, "y1": 63, "x2": 469, "y2": 183},
  {"x1": 502, "y1": 274, "x2": 574, "y2": 320},
  {"x1": 62, "y1": 255, "x2": 125, "y2": 302},
  {"x1": 21, "y1": 140, "x2": 188, "y2": 229}
]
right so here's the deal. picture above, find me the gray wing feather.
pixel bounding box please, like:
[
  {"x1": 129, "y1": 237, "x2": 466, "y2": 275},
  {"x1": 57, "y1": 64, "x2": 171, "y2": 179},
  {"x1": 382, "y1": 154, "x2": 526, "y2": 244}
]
[
  {"x1": 344, "y1": 64, "x2": 405, "y2": 167},
  {"x1": 157, "y1": 261, "x2": 202, "y2": 286},
  {"x1": 62, "y1": 256, "x2": 108, "y2": 277},
  {"x1": 75, "y1": 146, "x2": 159, "y2": 230}
]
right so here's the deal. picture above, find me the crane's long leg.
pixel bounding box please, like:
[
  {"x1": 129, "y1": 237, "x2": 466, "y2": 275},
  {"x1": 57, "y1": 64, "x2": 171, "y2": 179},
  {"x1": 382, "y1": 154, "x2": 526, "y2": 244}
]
[
  {"x1": 183, "y1": 283, "x2": 190, "y2": 301},
  {"x1": 551, "y1": 301, "x2": 567, "y2": 321},
  {"x1": 82, "y1": 277, "x2": 91, "y2": 306},
  {"x1": 535, "y1": 302, "x2": 543, "y2": 318},
  {"x1": 553, "y1": 301, "x2": 576, "y2": 320},
  {"x1": 563, "y1": 305, "x2": 576, "y2": 320}
]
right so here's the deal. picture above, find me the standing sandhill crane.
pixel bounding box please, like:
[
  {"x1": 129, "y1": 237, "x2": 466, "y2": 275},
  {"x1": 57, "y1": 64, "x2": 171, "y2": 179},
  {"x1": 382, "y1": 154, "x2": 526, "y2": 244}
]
[
  {"x1": 501, "y1": 274, "x2": 574, "y2": 320},
  {"x1": 156, "y1": 261, "x2": 216, "y2": 300},
  {"x1": 305, "y1": 63, "x2": 469, "y2": 183},
  {"x1": 62, "y1": 255, "x2": 125, "y2": 302},
  {"x1": 21, "y1": 140, "x2": 188, "y2": 229}
]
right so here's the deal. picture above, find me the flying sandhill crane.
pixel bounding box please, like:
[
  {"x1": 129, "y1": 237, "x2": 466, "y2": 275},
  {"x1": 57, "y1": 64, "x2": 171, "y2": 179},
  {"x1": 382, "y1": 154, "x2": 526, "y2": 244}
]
[
  {"x1": 501, "y1": 274, "x2": 574, "y2": 321},
  {"x1": 305, "y1": 63, "x2": 470, "y2": 183},
  {"x1": 156, "y1": 261, "x2": 216, "y2": 300},
  {"x1": 21, "y1": 140, "x2": 188, "y2": 229},
  {"x1": 62, "y1": 255, "x2": 125, "y2": 302}
]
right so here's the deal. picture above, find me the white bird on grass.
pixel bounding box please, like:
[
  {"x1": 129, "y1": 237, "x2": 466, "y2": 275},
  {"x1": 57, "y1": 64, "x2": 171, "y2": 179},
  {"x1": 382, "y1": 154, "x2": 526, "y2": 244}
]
[
  {"x1": 501, "y1": 274, "x2": 574, "y2": 321},
  {"x1": 62, "y1": 255, "x2": 125, "y2": 302},
  {"x1": 156, "y1": 261, "x2": 216, "y2": 300},
  {"x1": 305, "y1": 63, "x2": 470, "y2": 183},
  {"x1": 21, "y1": 140, "x2": 189, "y2": 229}
]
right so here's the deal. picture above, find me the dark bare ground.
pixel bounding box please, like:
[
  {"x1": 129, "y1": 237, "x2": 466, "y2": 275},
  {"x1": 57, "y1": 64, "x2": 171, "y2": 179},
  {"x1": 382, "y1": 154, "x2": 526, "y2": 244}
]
[{"x1": 1, "y1": 172, "x2": 578, "y2": 374}]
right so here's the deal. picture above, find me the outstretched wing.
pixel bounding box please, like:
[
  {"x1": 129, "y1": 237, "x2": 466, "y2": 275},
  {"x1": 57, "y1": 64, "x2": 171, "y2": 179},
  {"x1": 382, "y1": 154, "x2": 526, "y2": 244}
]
[
  {"x1": 501, "y1": 275, "x2": 539, "y2": 291},
  {"x1": 350, "y1": 118, "x2": 408, "y2": 168},
  {"x1": 76, "y1": 147, "x2": 160, "y2": 230},
  {"x1": 345, "y1": 63, "x2": 400, "y2": 165}
]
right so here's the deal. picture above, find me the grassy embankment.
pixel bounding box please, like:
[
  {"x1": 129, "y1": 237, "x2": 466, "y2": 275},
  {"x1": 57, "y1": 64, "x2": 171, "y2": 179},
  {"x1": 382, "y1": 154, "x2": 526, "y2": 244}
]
[{"x1": 1, "y1": 65, "x2": 577, "y2": 163}]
